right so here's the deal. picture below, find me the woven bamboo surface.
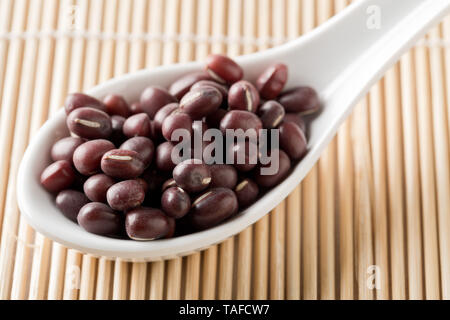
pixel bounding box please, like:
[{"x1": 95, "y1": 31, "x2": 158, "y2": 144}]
[{"x1": 0, "y1": 0, "x2": 449, "y2": 300}]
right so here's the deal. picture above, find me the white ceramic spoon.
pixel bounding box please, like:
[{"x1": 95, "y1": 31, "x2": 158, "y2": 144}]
[{"x1": 18, "y1": 0, "x2": 450, "y2": 260}]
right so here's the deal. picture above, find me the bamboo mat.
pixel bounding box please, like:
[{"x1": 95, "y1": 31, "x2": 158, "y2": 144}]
[{"x1": 0, "y1": 0, "x2": 449, "y2": 300}]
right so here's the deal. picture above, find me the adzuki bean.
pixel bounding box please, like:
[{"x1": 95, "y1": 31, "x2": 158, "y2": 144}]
[
  {"x1": 120, "y1": 136, "x2": 155, "y2": 167},
  {"x1": 229, "y1": 140, "x2": 259, "y2": 172},
  {"x1": 103, "y1": 94, "x2": 131, "y2": 117},
  {"x1": 161, "y1": 187, "x2": 191, "y2": 219},
  {"x1": 107, "y1": 180, "x2": 146, "y2": 211},
  {"x1": 191, "y1": 80, "x2": 229, "y2": 98},
  {"x1": 83, "y1": 173, "x2": 115, "y2": 203},
  {"x1": 257, "y1": 100, "x2": 285, "y2": 129},
  {"x1": 279, "y1": 122, "x2": 307, "y2": 160},
  {"x1": 179, "y1": 86, "x2": 222, "y2": 120},
  {"x1": 56, "y1": 189, "x2": 90, "y2": 222},
  {"x1": 123, "y1": 113, "x2": 152, "y2": 138},
  {"x1": 169, "y1": 71, "x2": 212, "y2": 100},
  {"x1": 42, "y1": 54, "x2": 319, "y2": 241},
  {"x1": 64, "y1": 93, "x2": 106, "y2": 115},
  {"x1": 278, "y1": 86, "x2": 320, "y2": 114},
  {"x1": 220, "y1": 110, "x2": 262, "y2": 136},
  {"x1": 51, "y1": 137, "x2": 85, "y2": 164},
  {"x1": 73, "y1": 139, "x2": 115, "y2": 176},
  {"x1": 254, "y1": 150, "x2": 291, "y2": 188},
  {"x1": 228, "y1": 80, "x2": 260, "y2": 113},
  {"x1": 256, "y1": 63, "x2": 288, "y2": 100},
  {"x1": 190, "y1": 188, "x2": 238, "y2": 230},
  {"x1": 140, "y1": 86, "x2": 177, "y2": 119},
  {"x1": 162, "y1": 112, "x2": 193, "y2": 142},
  {"x1": 155, "y1": 141, "x2": 177, "y2": 171},
  {"x1": 67, "y1": 107, "x2": 112, "y2": 139},
  {"x1": 153, "y1": 103, "x2": 179, "y2": 135},
  {"x1": 125, "y1": 207, "x2": 171, "y2": 240},
  {"x1": 205, "y1": 54, "x2": 243, "y2": 84},
  {"x1": 234, "y1": 178, "x2": 259, "y2": 208},
  {"x1": 101, "y1": 149, "x2": 146, "y2": 179},
  {"x1": 78, "y1": 202, "x2": 122, "y2": 236},
  {"x1": 173, "y1": 159, "x2": 211, "y2": 193},
  {"x1": 40, "y1": 160, "x2": 76, "y2": 193},
  {"x1": 209, "y1": 164, "x2": 238, "y2": 189}
]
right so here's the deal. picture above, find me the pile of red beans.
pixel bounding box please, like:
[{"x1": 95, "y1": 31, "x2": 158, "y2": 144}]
[{"x1": 40, "y1": 54, "x2": 319, "y2": 241}]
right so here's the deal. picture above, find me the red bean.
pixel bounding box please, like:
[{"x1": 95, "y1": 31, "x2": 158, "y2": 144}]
[
  {"x1": 64, "y1": 93, "x2": 106, "y2": 115},
  {"x1": 234, "y1": 178, "x2": 259, "y2": 208},
  {"x1": 103, "y1": 94, "x2": 130, "y2": 117},
  {"x1": 83, "y1": 174, "x2": 115, "y2": 203},
  {"x1": 56, "y1": 189, "x2": 90, "y2": 222},
  {"x1": 173, "y1": 159, "x2": 211, "y2": 193},
  {"x1": 44, "y1": 54, "x2": 317, "y2": 240},
  {"x1": 123, "y1": 113, "x2": 152, "y2": 138},
  {"x1": 155, "y1": 141, "x2": 177, "y2": 171},
  {"x1": 256, "y1": 63, "x2": 288, "y2": 99},
  {"x1": 257, "y1": 100, "x2": 285, "y2": 129},
  {"x1": 209, "y1": 164, "x2": 238, "y2": 189},
  {"x1": 169, "y1": 71, "x2": 212, "y2": 100},
  {"x1": 66, "y1": 107, "x2": 112, "y2": 139},
  {"x1": 120, "y1": 136, "x2": 155, "y2": 167},
  {"x1": 228, "y1": 80, "x2": 260, "y2": 113},
  {"x1": 191, "y1": 80, "x2": 229, "y2": 98},
  {"x1": 77, "y1": 202, "x2": 122, "y2": 236},
  {"x1": 229, "y1": 140, "x2": 259, "y2": 172},
  {"x1": 283, "y1": 113, "x2": 306, "y2": 133},
  {"x1": 161, "y1": 187, "x2": 191, "y2": 219},
  {"x1": 107, "y1": 180, "x2": 146, "y2": 211},
  {"x1": 125, "y1": 207, "x2": 170, "y2": 240},
  {"x1": 205, "y1": 54, "x2": 243, "y2": 84},
  {"x1": 190, "y1": 188, "x2": 238, "y2": 230},
  {"x1": 220, "y1": 110, "x2": 262, "y2": 136},
  {"x1": 51, "y1": 137, "x2": 85, "y2": 164},
  {"x1": 101, "y1": 149, "x2": 146, "y2": 179},
  {"x1": 140, "y1": 86, "x2": 177, "y2": 119},
  {"x1": 40, "y1": 160, "x2": 76, "y2": 193},
  {"x1": 279, "y1": 122, "x2": 307, "y2": 160},
  {"x1": 162, "y1": 112, "x2": 193, "y2": 142},
  {"x1": 73, "y1": 139, "x2": 115, "y2": 175},
  {"x1": 254, "y1": 150, "x2": 291, "y2": 188},
  {"x1": 278, "y1": 86, "x2": 320, "y2": 114},
  {"x1": 153, "y1": 103, "x2": 179, "y2": 135},
  {"x1": 179, "y1": 86, "x2": 222, "y2": 120}
]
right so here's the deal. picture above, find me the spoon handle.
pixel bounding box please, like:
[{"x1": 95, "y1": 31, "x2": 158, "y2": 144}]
[
  {"x1": 283, "y1": 0, "x2": 450, "y2": 180},
  {"x1": 240, "y1": 0, "x2": 450, "y2": 96},
  {"x1": 319, "y1": 0, "x2": 450, "y2": 101}
]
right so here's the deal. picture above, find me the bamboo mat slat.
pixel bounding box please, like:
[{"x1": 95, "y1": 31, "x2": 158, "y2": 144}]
[{"x1": 0, "y1": 0, "x2": 449, "y2": 300}]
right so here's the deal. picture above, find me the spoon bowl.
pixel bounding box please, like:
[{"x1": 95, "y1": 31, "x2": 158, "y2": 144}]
[{"x1": 17, "y1": 0, "x2": 450, "y2": 260}]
